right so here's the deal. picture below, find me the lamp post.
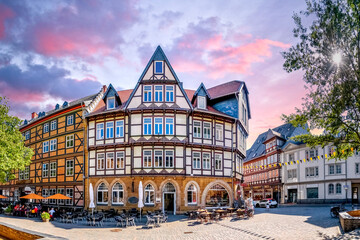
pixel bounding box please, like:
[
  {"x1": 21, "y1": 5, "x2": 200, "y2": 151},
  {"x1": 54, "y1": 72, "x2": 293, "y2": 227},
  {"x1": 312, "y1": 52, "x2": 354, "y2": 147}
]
[{"x1": 344, "y1": 185, "x2": 349, "y2": 204}]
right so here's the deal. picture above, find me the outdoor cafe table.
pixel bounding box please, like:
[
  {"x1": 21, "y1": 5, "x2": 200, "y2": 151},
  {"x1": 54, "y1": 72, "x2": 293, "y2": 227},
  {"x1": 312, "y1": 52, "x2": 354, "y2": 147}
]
[
  {"x1": 200, "y1": 212, "x2": 212, "y2": 223},
  {"x1": 215, "y1": 210, "x2": 227, "y2": 218},
  {"x1": 153, "y1": 215, "x2": 162, "y2": 227}
]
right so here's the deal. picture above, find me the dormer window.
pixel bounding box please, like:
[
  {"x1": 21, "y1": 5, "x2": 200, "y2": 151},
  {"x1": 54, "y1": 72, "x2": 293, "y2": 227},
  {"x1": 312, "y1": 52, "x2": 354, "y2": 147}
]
[
  {"x1": 155, "y1": 61, "x2": 163, "y2": 74},
  {"x1": 107, "y1": 97, "x2": 115, "y2": 110},
  {"x1": 197, "y1": 96, "x2": 206, "y2": 109}
]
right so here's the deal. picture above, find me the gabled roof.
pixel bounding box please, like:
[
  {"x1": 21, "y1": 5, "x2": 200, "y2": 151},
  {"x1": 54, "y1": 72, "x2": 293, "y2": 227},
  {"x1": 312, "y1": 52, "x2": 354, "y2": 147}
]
[
  {"x1": 263, "y1": 129, "x2": 285, "y2": 143},
  {"x1": 123, "y1": 45, "x2": 192, "y2": 110},
  {"x1": 90, "y1": 89, "x2": 132, "y2": 115},
  {"x1": 102, "y1": 83, "x2": 121, "y2": 105},
  {"x1": 192, "y1": 83, "x2": 211, "y2": 103},
  {"x1": 245, "y1": 123, "x2": 308, "y2": 162}
]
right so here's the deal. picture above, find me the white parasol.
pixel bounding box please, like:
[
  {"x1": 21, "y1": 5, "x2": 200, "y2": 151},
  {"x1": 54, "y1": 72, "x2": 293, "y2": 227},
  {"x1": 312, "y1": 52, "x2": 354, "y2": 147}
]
[
  {"x1": 138, "y1": 181, "x2": 144, "y2": 220},
  {"x1": 89, "y1": 183, "x2": 95, "y2": 215}
]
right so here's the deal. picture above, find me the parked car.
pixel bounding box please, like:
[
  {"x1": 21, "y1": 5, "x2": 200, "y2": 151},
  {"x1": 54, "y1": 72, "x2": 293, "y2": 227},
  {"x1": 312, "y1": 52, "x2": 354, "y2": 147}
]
[{"x1": 259, "y1": 199, "x2": 278, "y2": 208}]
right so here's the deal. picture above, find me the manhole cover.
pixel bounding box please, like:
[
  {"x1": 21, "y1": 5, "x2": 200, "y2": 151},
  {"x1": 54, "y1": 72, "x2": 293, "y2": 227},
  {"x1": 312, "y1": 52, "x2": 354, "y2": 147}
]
[
  {"x1": 111, "y1": 229, "x2": 122, "y2": 232},
  {"x1": 184, "y1": 232, "x2": 193, "y2": 234}
]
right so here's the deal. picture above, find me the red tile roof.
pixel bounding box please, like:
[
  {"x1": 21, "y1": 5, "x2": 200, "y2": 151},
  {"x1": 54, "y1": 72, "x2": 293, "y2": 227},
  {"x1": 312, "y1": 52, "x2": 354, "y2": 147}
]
[{"x1": 207, "y1": 80, "x2": 243, "y2": 99}]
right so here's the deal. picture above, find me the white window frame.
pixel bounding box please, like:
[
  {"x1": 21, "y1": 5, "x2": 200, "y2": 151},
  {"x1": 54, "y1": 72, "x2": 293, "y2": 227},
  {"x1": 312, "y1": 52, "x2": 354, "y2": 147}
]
[
  {"x1": 42, "y1": 163, "x2": 49, "y2": 178},
  {"x1": 305, "y1": 167, "x2": 319, "y2": 177},
  {"x1": 336, "y1": 164, "x2": 342, "y2": 174},
  {"x1": 96, "y1": 123, "x2": 104, "y2": 140},
  {"x1": 25, "y1": 131, "x2": 30, "y2": 140},
  {"x1": 24, "y1": 166, "x2": 29, "y2": 180},
  {"x1": 143, "y1": 86, "x2": 152, "y2": 102},
  {"x1": 50, "y1": 139, "x2": 57, "y2": 151},
  {"x1": 66, "y1": 188, "x2": 73, "y2": 205},
  {"x1": 328, "y1": 183, "x2": 334, "y2": 194},
  {"x1": 187, "y1": 184, "x2": 197, "y2": 205},
  {"x1": 19, "y1": 170, "x2": 23, "y2": 180},
  {"x1": 50, "y1": 120, "x2": 57, "y2": 131},
  {"x1": 165, "y1": 150, "x2": 174, "y2": 168},
  {"x1": 116, "y1": 120, "x2": 124, "y2": 138},
  {"x1": 66, "y1": 135, "x2": 74, "y2": 148},
  {"x1": 154, "y1": 85, "x2": 163, "y2": 102},
  {"x1": 43, "y1": 141, "x2": 49, "y2": 153},
  {"x1": 106, "y1": 121, "x2": 114, "y2": 139},
  {"x1": 215, "y1": 124, "x2": 223, "y2": 141},
  {"x1": 144, "y1": 184, "x2": 155, "y2": 205},
  {"x1": 165, "y1": 118, "x2": 174, "y2": 135},
  {"x1": 165, "y1": 85, "x2": 174, "y2": 102},
  {"x1": 154, "y1": 61, "x2": 164, "y2": 74},
  {"x1": 107, "y1": 97, "x2": 115, "y2": 110},
  {"x1": 154, "y1": 117, "x2": 163, "y2": 135},
  {"x1": 43, "y1": 123, "x2": 49, "y2": 133},
  {"x1": 66, "y1": 160, "x2": 74, "y2": 176},
  {"x1": 50, "y1": 162, "x2": 56, "y2": 177},
  {"x1": 67, "y1": 115, "x2": 74, "y2": 125},
  {"x1": 336, "y1": 183, "x2": 342, "y2": 194},
  {"x1": 57, "y1": 188, "x2": 65, "y2": 205},
  {"x1": 329, "y1": 165, "x2": 335, "y2": 175},
  {"x1": 106, "y1": 152, "x2": 114, "y2": 169},
  {"x1": 193, "y1": 152, "x2": 201, "y2": 169},
  {"x1": 197, "y1": 96, "x2": 206, "y2": 109},
  {"x1": 154, "y1": 150, "x2": 163, "y2": 168},
  {"x1": 116, "y1": 152, "x2": 125, "y2": 169},
  {"x1": 203, "y1": 122, "x2": 211, "y2": 139},
  {"x1": 97, "y1": 183, "x2": 108, "y2": 205},
  {"x1": 143, "y1": 150, "x2": 152, "y2": 168},
  {"x1": 97, "y1": 153, "x2": 105, "y2": 170},
  {"x1": 112, "y1": 183, "x2": 124, "y2": 205},
  {"x1": 193, "y1": 121, "x2": 201, "y2": 138},
  {"x1": 215, "y1": 154, "x2": 222, "y2": 170},
  {"x1": 202, "y1": 153, "x2": 211, "y2": 169},
  {"x1": 143, "y1": 118, "x2": 152, "y2": 135}
]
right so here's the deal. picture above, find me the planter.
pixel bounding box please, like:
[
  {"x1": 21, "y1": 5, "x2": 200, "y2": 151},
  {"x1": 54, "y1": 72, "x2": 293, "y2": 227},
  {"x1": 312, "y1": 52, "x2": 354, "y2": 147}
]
[
  {"x1": 4, "y1": 212, "x2": 11, "y2": 216},
  {"x1": 42, "y1": 218, "x2": 49, "y2": 222}
]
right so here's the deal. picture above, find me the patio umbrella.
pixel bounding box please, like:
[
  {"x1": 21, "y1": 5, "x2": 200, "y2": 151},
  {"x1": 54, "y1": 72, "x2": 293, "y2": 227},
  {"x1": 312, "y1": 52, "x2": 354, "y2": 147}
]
[
  {"x1": 138, "y1": 181, "x2": 144, "y2": 220},
  {"x1": 0, "y1": 195, "x2": 7, "y2": 199},
  {"x1": 20, "y1": 193, "x2": 44, "y2": 200},
  {"x1": 46, "y1": 193, "x2": 71, "y2": 200},
  {"x1": 89, "y1": 183, "x2": 95, "y2": 216}
]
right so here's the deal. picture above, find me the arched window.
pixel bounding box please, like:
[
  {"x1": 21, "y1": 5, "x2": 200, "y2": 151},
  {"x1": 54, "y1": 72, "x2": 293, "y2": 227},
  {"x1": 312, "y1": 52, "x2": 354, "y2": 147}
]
[
  {"x1": 336, "y1": 183, "x2": 342, "y2": 194},
  {"x1": 187, "y1": 184, "x2": 197, "y2": 205},
  {"x1": 112, "y1": 183, "x2": 124, "y2": 205},
  {"x1": 328, "y1": 184, "x2": 334, "y2": 194},
  {"x1": 97, "y1": 183, "x2": 108, "y2": 204},
  {"x1": 205, "y1": 184, "x2": 229, "y2": 207},
  {"x1": 144, "y1": 184, "x2": 155, "y2": 205},
  {"x1": 163, "y1": 183, "x2": 175, "y2": 192}
]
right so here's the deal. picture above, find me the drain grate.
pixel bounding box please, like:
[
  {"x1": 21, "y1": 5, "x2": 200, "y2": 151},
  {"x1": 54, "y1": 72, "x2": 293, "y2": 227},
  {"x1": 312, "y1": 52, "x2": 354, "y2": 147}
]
[{"x1": 184, "y1": 232, "x2": 193, "y2": 234}]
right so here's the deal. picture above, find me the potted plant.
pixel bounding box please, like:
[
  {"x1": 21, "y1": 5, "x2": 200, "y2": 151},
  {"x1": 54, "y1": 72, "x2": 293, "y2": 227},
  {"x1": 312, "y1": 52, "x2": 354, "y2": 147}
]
[
  {"x1": 41, "y1": 212, "x2": 50, "y2": 222},
  {"x1": 4, "y1": 206, "x2": 12, "y2": 215}
]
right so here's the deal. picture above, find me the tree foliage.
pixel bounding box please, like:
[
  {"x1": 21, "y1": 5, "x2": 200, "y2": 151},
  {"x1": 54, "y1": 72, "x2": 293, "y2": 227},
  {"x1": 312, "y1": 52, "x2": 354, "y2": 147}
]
[
  {"x1": 282, "y1": 0, "x2": 360, "y2": 159},
  {"x1": 0, "y1": 97, "x2": 33, "y2": 182}
]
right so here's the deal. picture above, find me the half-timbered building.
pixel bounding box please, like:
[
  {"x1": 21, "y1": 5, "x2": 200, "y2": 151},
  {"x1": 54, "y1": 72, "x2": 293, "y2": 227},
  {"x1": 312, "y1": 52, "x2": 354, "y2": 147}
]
[
  {"x1": 0, "y1": 88, "x2": 105, "y2": 207},
  {"x1": 86, "y1": 46, "x2": 250, "y2": 214}
]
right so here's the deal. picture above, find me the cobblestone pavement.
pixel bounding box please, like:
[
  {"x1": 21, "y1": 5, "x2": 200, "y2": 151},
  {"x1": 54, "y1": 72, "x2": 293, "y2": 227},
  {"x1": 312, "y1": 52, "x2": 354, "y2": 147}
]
[{"x1": 0, "y1": 206, "x2": 342, "y2": 240}]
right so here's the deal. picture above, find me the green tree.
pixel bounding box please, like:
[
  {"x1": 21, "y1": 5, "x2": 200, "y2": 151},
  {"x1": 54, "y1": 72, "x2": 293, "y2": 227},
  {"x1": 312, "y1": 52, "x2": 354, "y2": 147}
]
[
  {"x1": 0, "y1": 97, "x2": 33, "y2": 182},
  {"x1": 282, "y1": 0, "x2": 360, "y2": 159}
]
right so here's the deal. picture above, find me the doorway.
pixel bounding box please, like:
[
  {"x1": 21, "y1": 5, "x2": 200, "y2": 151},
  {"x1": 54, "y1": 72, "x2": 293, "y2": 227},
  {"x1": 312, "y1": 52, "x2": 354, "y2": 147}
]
[
  {"x1": 162, "y1": 183, "x2": 176, "y2": 215},
  {"x1": 352, "y1": 187, "x2": 359, "y2": 204},
  {"x1": 288, "y1": 189, "x2": 297, "y2": 203}
]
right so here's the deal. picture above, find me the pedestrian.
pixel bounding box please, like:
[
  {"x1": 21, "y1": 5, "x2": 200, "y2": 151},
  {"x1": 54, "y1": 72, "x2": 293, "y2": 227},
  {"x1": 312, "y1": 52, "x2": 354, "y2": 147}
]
[{"x1": 266, "y1": 201, "x2": 270, "y2": 211}]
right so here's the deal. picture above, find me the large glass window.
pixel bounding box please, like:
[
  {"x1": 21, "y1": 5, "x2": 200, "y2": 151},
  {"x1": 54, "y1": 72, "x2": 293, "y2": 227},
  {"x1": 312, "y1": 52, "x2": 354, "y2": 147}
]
[
  {"x1": 143, "y1": 86, "x2": 152, "y2": 102},
  {"x1": 112, "y1": 183, "x2": 124, "y2": 205},
  {"x1": 165, "y1": 150, "x2": 174, "y2": 168},
  {"x1": 215, "y1": 124, "x2": 223, "y2": 141},
  {"x1": 143, "y1": 118, "x2": 152, "y2": 135},
  {"x1": 329, "y1": 165, "x2": 335, "y2": 174},
  {"x1": 43, "y1": 141, "x2": 49, "y2": 153},
  {"x1": 165, "y1": 86, "x2": 174, "y2": 102},
  {"x1": 67, "y1": 115, "x2": 74, "y2": 125},
  {"x1": 215, "y1": 154, "x2": 222, "y2": 170},
  {"x1": 203, "y1": 122, "x2": 211, "y2": 139},
  {"x1": 66, "y1": 188, "x2": 73, "y2": 205},
  {"x1": 328, "y1": 184, "x2": 334, "y2": 194},
  {"x1": 49, "y1": 189, "x2": 56, "y2": 204},
  {"x1": 144, "y1": 184, "x2": 155, "y2": 205},
  {"x1": 205, "y1": 184, "x2": 229, "y2": 207},
  {"x1": 50, "y1": 162, "x2": 56, "y2": 177},
  {"x1": 50, "y1": 120, "x2": 57, "y2": 131},
  {"x1": 198, "y1": 96, "x2": 206, "y2": 109},
  {"x1": 66, "y1": 160, "x2": 74, "y2": 176},
  {"x1": 193, "y1": 121, "x2": 201, "y2": 138},
  {"x1": 97, "y1": 183, "x2": 108, "y2": 204},
  {"x1": 305, "y1": 167, "x2": 319, "y2": 177},
  {"x1": 336, "y1": 183, "x2": 342, "y2": 194},
  {"x1": 107, "y1": 97, "x2": 115, "y2": 110},
  {"x1": 154, "y1": 86, "x2": 163, "y2": 102},
  {"x1": 165, "y1": 118, "x2": 174, "y2": 135},
  {"x1": 203, "y1": 153, "x2": 211, "y2": 169},
  {"x1": 97, "y1": 153, "x2": 105, "y2": 170},
  {"x1": 106, "y1": 152, "x2": 114, "y2": 169},
  {"x1": 154, "y1": 117, "x2": 163, "y2": 135},
  {"x1": 154, "y1": 150, "x2": 163, "y2": 168},
  {"x1": 187, "y1": 184, "x2": 197, "y2": 205},
  {"x1": 336, "y1": 164, "x2": 342, "y2": 174},
  {"x1": 306, "y1": 188, "x2": 318, "y2": 199},
  {"x1": 116, "y1": 152, "x2": 125, "y2": 169},
  {"x1": 106, "y1": 122, "x2": 114, "y2": 139},
  {"x1": 43, "y1": 123, "x2": 49, "y2": 133},
  {"x1": 24, "y1": 167, "x2": 29, "y2": 180},
  {"x1": 19, "y1": 170, "x2": 23, "y2": 180},
  {"x1": 116, "y1": 120, "x2": 124, "y2": 138},
  {"x1": 143, "y1": 150, "x2": 152, "y2": 168},
  {"x1": 50, "y1": 139, "x2": 57, "y2": 151},
  {"x1": 193, "y1": 152, "x2": 201, "y2": 169},
  {"x1": 42, "y1": 163, "x2": 48, "y2": 178},
  {"x1": 288, "y1": 169, "x2": 297, "y2": 179},
  {"x1": 25, "y1": 131, "x2": 30, "y2": 140},
  {"x1": 96, "y1": 123, "x2": 104, "y2": 140},
  {"x1": 155, "y1": 61, "x2": 163, "y2": 74},
  {"x1": 66, "y1": 135, "x2": 74, "y2": 148}
]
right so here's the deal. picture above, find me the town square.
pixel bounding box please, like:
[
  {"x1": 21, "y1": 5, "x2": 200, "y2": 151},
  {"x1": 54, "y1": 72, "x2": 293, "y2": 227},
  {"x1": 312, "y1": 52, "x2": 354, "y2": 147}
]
[{"x1": 0, "y1": 0, "x2": 359, "y2": 239}]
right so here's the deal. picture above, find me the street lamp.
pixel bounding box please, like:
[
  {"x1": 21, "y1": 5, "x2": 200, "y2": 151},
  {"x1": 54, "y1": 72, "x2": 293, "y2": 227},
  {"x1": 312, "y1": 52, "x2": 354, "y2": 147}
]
[{"x1": 344, "y1": 185, "x2": 349, "y2": 204}]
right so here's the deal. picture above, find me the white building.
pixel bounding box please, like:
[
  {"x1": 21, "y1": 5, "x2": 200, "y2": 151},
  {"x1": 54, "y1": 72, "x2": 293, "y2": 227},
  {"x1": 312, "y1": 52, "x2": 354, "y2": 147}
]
[{"x1": 282, "y1": 143, "x2": 360, "y2": 204}]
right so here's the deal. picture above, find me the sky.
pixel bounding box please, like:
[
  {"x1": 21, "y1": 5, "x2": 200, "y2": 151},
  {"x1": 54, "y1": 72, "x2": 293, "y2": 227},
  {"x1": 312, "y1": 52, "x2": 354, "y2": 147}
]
[{"x1": 0, "y1": 0, "x2": 309, "y2": 148}]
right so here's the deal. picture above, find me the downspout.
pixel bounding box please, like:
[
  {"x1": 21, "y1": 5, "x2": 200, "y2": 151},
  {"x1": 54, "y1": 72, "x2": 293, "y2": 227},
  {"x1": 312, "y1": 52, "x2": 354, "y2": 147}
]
[
  {"x1": 323, "y1": 147, "x2": 326, "y2": 204},
  {"x1": 81, "y1": 102, "x2": 87, "y2": 209}
]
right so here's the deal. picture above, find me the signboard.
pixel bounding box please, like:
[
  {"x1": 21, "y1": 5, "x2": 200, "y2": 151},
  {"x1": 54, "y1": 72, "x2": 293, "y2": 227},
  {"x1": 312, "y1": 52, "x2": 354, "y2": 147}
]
[
  {"x1": 156, "y1": 198, "x2": 161, "y2": 203},
  {"x1": 128, "y1": 197, "x2": 138, "y2": 204}
]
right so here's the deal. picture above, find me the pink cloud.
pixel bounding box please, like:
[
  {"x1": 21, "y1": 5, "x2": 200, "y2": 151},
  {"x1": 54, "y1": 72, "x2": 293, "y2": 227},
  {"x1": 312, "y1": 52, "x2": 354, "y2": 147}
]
[{"x1": 0, "y1": 4, "x2": 15, "y2": 39}]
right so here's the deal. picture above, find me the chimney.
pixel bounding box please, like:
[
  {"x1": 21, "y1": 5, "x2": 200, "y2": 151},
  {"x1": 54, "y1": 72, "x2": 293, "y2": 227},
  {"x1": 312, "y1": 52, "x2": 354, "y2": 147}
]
[
  {"x1": 31, "y1": 112, "x2": 38, "y2": 119},
  {"x1": 102, "y1": 85, "x2": 107, "y2": 93}
]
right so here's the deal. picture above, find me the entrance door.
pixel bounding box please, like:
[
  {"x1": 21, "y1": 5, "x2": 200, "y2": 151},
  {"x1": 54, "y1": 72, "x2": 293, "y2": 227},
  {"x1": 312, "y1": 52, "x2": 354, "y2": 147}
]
[
  {"x1": 352, "y1": 187, "x2": 358, "y2": 204},
  {"x1": 288, "y1": 189, "x2": 297, "y2": 203},
  {"x1": 162, "y1": 183, "x2": 176, "y2": 215}
]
